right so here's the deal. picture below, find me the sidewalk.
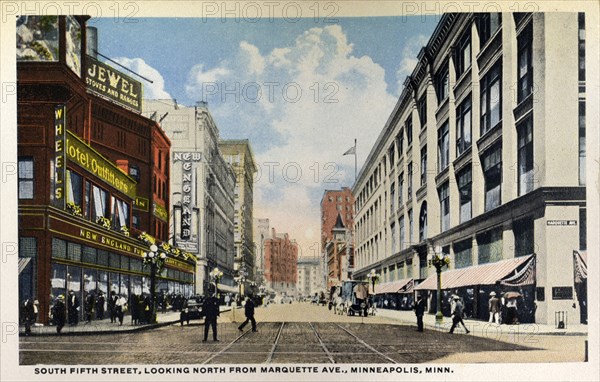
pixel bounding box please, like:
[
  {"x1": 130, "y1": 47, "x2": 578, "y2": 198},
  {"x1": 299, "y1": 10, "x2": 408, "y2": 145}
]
[
  {"x1": 19, "y1": 306, "x2": 233, "y2": 336},
  {"x1": 375, "y1": 308, "x2": 588, "y2": 336}
]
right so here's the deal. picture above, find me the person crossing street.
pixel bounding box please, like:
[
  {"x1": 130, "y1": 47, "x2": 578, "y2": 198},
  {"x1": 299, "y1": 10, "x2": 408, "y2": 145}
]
[{"x1": 238, "y1": 295, "x2": 257, "y2": 333}]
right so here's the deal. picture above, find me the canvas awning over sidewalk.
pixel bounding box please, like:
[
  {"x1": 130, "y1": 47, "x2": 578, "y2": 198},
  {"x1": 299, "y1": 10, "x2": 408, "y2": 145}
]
[
  {"x1": 414, "y1": 255, "x2": 535, "y2": 290},
  {"x1": 375, "y1": 278, "x2": 414, "y2": 294}
]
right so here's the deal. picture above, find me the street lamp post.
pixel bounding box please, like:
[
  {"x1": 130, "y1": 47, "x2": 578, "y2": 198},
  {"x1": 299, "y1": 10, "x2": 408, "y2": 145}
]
[
  {"x1": 428, "y1": 245, "x2": 451, "y2": 324},
  {"x1": 142, "y1": 244, "x2": 167, "y2": 324},
  {"x1": 367, "y1": 269, "x2": 380, "y2": 295},
  {"x1": 209, "y1": 267, "x2": 223, "y2": 298}
]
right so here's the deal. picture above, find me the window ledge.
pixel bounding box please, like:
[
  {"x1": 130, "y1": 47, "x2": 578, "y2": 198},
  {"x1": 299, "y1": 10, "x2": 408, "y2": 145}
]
[
  {"x1": 477, "y1": 122, "x2": 503, "y2": 154},
  {"x1": 453, "y1": 148, "x2": 473, "y2": 173},
  {"x1": 435, "y1": 166, "x2": 451, "y2": 186}
]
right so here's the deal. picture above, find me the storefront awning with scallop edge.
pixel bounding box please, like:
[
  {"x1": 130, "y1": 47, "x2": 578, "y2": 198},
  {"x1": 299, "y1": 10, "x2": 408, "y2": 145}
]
[{"x1": 414, "y1": 255, "x2": 535, "y2": 290}]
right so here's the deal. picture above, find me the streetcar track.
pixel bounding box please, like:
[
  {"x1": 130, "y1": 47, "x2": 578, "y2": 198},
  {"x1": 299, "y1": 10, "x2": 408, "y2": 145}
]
[
  {"x1": 334, "y1": 323, "x2": 397, "y2": 363},
  {"x1": 201, "y1": 326, "x2": 250, "y2": 364},
  {"x1": 265, "y1": 322, "x2": 285, "y2": 363},
  {"x1": 309, "y1": 322, "x2": 335, "y2": 364}
]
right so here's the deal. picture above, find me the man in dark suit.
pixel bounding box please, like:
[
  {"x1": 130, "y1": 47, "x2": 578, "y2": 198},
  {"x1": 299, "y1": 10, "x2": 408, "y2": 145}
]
[
  {"x1": 414, "y1": 294, "x2": 426, "y2": 332},
  {"x1": 202, "y1": 295, "x2": 220, "y2": 342},
  {"x1": 53, "y1": 295, "x2": 66, "y2": 334},
  {"x1": 238, "y1": 295, "x2": 257, "y2": 332},
  {"x1": 67, "y1": 290, "x2": 80, "y2": 326}
]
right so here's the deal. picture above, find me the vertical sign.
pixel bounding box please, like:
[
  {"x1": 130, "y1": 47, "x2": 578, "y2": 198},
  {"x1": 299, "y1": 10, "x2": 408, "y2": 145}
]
[
  {"x1": 53, "y1": 105, "x2": 67, "y2": 208},
  {"x1": 174, "y1": 152, "x2": 202, "y2": 242}
]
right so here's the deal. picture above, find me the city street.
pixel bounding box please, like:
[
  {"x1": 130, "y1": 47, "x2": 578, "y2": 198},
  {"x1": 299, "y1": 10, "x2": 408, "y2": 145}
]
[{"x1": 20, "y1": 302, "x2": 586, "y2": 365}]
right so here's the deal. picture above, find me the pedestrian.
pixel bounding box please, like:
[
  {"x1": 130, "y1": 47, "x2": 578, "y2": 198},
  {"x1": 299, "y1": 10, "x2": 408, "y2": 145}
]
[
  {"x1": 67, "y1": 290, "x2": 80, "y2": 326},
  {"x1": 202, "y1": 295, "x2": 220, "y2": 342},
  {"x1": 143, "y1": 294, "x2": 152, "y2": 324},
  {"x1": 414, "y1": 294, "x2": 426, "y2": 332},
  {"x1": 238, "y1": 295, "x2": 257, "y2": 333},
  {"x1": 488, "y1": 291, "x2": 500, "y2": 324},
  {"x1": 22, "y1": 298, "x2": 36, "y2": 336},
  {"x1": 108, "y1": 291, "x2": 118, "y2": 323},
  {"x1": 85, "y1": 292, "x2": 95, "y2": 323},
  {"x1": 448, "y1": 295, "x2": 470, "y2": 334},
  {"x1": 96, "y1": 292, "x2": 105, "y2": 320},
  {"x1": 115, "y1": 294, "x2": 127, "y2": 325},
  {"x1": 131, "y1": 294, "x2": 140, "y2": 325},
  {"x1": 52, "y1": 295, "x2": 66, "y2": 334}
]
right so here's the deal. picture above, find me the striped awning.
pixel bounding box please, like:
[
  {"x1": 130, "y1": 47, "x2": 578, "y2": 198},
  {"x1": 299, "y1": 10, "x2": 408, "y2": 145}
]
[
  {"x1": 414, "y1": 255, "x2": 535, "y2": 290},
  {"x1": 375, "y1": 278, "x2": 414, "y2": 294},
  {"x1": 573, "y1": 250, "x2": 587, "y2": 283},
  {"x1": 18, "y1": 258, "x2": 32, "y2": 275}
]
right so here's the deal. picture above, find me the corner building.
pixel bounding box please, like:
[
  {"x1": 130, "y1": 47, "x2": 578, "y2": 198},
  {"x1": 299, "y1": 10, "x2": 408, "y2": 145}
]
[
  {"x1": 17, "y1": 17, "x2": 195, "y2": 324},
  {"x1": 353, "y1": 13, "x2": 588, "y2": 325}
]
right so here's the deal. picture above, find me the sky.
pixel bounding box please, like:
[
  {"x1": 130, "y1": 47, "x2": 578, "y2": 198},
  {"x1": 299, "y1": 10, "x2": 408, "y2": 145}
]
[{"x1": 92, "y1": 16, "x2": 438, "y2": 257}]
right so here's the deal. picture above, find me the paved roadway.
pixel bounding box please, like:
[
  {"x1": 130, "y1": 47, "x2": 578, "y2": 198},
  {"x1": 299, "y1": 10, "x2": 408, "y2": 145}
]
[{"x1": 20, "y1": 302, "x2": 586, "y2": 365}]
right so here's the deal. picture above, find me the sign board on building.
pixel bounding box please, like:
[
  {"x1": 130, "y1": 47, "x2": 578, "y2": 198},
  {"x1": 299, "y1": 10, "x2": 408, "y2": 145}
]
[
  {"x1": 134, "y1": 196, "x2": 149, "y2": 211},
  {"x1": 53, "y1": 105, "x2": 67, "y2": 208},
  {"x1": 85, "y1": 55, "x2": 142, "y2": 112},
  {"x1": 173, "y1": 152, "x2": 202, "y2": 241},
  {"x1": 66, "y1": 131, "x2": 137, "y2": 199},
  {"x1": 546, "y1": 220, "x2": 577, "y2": 226},
  {"x1": 153, "y1": 202, "x2": 168, "y2": 222},
  {"x1": 552, "y1": 286, "x2": 573, "y2": 300}
]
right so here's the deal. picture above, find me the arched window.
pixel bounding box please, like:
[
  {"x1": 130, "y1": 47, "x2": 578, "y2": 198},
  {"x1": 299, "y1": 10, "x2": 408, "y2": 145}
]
[{"x1": 419, "y1": 202, "x2": 427, "y2": 242}]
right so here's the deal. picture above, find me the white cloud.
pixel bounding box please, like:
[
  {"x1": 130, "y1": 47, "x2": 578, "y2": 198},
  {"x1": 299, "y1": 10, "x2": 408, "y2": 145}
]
[
  {"x1": 185, "y1": 25, "x2": 397, "y2": 256},
  {"x1": 112, "y1": 57, "x2": 171, "y2": 99},
  {"x1": 395, "y1": 34, "x2": 429, "y2": 95}
]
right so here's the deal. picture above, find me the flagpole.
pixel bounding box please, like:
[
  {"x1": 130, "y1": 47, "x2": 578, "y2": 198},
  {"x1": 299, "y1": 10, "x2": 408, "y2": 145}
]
[{"x1": 354, "y1": 138, "x2": 357, "y2": 183}]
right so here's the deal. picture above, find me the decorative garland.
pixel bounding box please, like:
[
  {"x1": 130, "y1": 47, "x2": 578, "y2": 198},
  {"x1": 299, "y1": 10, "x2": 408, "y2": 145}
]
[
  {"x1": 66, "y1": 202, "x2": 83, "y2": 217},
  {"x1": 95, "y1": 216, "x2": 111, "y2": 230}
]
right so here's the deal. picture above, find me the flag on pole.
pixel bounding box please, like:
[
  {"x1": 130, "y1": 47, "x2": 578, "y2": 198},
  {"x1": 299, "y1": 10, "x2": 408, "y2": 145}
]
[{"x1": 343, "y1": 145, "x2": 356, "y2": 156}]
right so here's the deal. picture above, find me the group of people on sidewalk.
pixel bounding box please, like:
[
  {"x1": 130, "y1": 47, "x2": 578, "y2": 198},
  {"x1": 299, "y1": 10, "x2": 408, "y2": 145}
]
[{"x1": 413, "y1": 293, "x2": 470, "y2": 334}]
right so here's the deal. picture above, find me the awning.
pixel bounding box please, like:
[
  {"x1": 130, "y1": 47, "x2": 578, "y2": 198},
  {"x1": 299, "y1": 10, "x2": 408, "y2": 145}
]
[
  {"x1": 18, "y1": 258, "x2": 32, "y2": 275},
  {"x1": 216, "y1": 283, "x2": 239, "y2": 294},
  {"x1": 573, "y1": 250, "x2": 587, "y2": 283},
  {"x1": 414, "y1": 255, "x2": 535, "y2": 290},
  {"x1": 375, "y1": 278, "x2": 414, "y2": 294}
]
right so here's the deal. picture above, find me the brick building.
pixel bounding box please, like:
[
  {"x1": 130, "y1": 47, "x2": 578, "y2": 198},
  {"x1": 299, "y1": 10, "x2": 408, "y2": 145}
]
[
  {"x1": 17, "y1": 16, "x2": 195, "y2": 324},
  {"x1": 263, "y1": 228, "x2": 298, "y2": 295}
]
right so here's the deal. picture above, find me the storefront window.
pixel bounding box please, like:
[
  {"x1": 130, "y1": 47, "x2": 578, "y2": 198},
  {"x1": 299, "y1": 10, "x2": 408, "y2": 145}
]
[
  {"x1": 131, "y1": 275, "x2": 142, "y2": 296},
  {"x1": 16, "y1": 16, "x2": 59, "y2": 62},
  {"x1": 52, "y1": 238, "x2": 67, "y2": 259},
  {"x1": 91, "y1": 184, "x2": 109, "y2": 223},
  {"x1": 120, "y1": 274, "x2": 130, "y2": 299},
  {"x1": 109, "y1": 272, "x2": 120, "y2": 295},
  {"x1": 19, "y1": 237, "x2": 38, "y2": 302},
  {"x1": 142, "y1": 277, "x2": 150, "y2": 295},
  {"x1": 112, "y1": 196, "x2": 130, "y2": 231},
  {"x1": 98, "y1": 271, "x2": 108, "y2": 296},
  {"x1": 67, "y1": 170, "x2": 83, "y2": 212},
  {"x1": 50, "y1": 263, "x2": 67, "y2": 313}
]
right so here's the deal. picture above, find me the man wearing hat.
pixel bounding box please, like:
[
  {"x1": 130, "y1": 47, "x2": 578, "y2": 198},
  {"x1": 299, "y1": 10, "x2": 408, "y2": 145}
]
[
  {"x1": 449, "y1": 295, "x2": 469, "y2": 334},
  {"x1": 414, "y1": 294, "x2": 426, "y2": 332},
  {"x1": 488, "y1": 291, "x2": 500, "y2": 324},
  {"x1": 53, "y1": 295, "x2": 66, "y2": 334}
]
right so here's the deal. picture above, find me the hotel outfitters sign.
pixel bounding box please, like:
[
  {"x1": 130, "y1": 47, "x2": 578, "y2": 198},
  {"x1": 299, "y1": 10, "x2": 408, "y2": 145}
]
[
  {"x1": 85, "y1": 55, "x2": 142, "y2": 113},
  {"x1": 174, "y1": 152, "x2": 202, "y2": 242},
  {"x1": 66, "y1": 131, "x2": 137, "y2": 199}
]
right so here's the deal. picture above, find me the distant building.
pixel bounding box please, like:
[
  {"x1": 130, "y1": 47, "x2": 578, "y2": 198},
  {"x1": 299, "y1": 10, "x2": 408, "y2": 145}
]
[
  {"x1": 253, "y1": 218, "x2": 270, "y2": 286},
  {"x1": 325, "y1": 214, "x2": 354, "y2": 289},
  {"x1": 297, "y1": 257, "x2": 321, "y2": 298},
  {"x1": 220, "y1": 140, "x2": 257, "y2": 282},
  {"x1": 264, "y1": 228, "x2": 298, "y2": 295},
  {"x1": 320, "y1": 188, "x2": 355, "y2": 290},
  {"x1": 143, "y1": 99, "x2": 237, "y2": 295}
]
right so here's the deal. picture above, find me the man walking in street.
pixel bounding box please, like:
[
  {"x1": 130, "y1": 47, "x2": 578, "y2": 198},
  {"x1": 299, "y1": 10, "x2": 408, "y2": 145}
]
[
  {"x1": 449, "y1": 295, "x2": 470, "y2": 334},
  {"x1": 202, "y1": 295, "x2": 220, "y2": 342},
  {"x1": 238, "y1": 295, "x2": 257, "y2": 333},
  {"x1": 414, "y1": 294, "x2": 426, "y2": 332},
  {"x1": 108, "y1": 291, "x2": 118, "y2": 323},
  {"x1": 52, "y1": 295, "x2": 66, "y2": 334},
  {"x1": 488, "y1": 291, "x2": 500, "y2": 324}
]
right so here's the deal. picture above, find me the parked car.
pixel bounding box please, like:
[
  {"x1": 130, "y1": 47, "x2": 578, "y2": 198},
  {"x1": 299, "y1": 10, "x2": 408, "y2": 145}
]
[
  {"x1": 180, "y1": 296, "x2": 204, "y2": 325},
  {"x1": 281, "y1": 296, "x2": 293, "y2": 304}
]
